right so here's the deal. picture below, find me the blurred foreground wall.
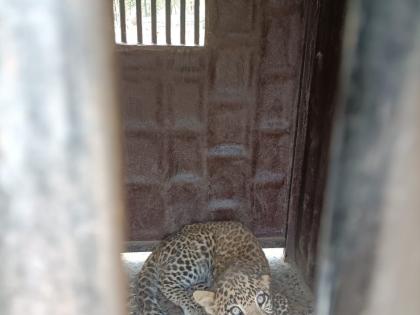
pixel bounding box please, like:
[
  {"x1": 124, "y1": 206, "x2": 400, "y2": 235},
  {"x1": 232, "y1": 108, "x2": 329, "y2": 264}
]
[
  {"x1": 316, "y1": 0, "x2": 420, "y2": 314},
  {"x1": 0, "y1": 2, "x2": 125, "y2": 315}
]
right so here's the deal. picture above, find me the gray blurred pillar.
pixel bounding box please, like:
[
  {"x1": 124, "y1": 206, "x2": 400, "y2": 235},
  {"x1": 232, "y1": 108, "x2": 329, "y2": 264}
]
[
  {"x1": 316, "y1": 0, "x2": 420, "y2": 315},
  {"x1": 0, "y1": 2, "x2": 125, "y2": 315}
]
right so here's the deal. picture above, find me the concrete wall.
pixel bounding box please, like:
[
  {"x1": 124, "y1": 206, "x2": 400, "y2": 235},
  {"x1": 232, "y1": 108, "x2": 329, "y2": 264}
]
[{"x1": 118, "y1": 0, "x2": 306, "y2": 243}]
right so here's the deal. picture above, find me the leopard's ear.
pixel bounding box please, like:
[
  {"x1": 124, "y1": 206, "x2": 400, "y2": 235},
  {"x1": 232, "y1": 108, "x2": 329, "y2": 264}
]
[
  {"x1": 260, "y1": 274, "x2": 271, "y2": 287},
  {"x1": 193, "y1": 290, "x2": 215, "y2": 314}
]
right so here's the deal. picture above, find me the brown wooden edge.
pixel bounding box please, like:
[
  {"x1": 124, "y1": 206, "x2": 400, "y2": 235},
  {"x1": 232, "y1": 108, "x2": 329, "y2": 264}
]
[{"x1": 285, "y1": 1, "x2": 321, "y2": 263}]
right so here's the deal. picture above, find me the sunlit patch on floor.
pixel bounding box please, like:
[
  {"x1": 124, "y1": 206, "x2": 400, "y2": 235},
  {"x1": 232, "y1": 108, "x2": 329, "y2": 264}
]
[
  {"x1": 121, "y1": 251, "x2": 151, "y2": 264},
  {"x1": 263, "y1": 248, "x2": 285, "y2": 260},
  {"x1": 121, "y1": 248, "x2": 284, "y2": 264}
]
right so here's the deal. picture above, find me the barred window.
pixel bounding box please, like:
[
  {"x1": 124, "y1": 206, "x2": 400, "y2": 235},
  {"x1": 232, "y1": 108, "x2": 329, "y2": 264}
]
[{"x1": 113, "y1": 0, "x2": 205, "y2": 46}]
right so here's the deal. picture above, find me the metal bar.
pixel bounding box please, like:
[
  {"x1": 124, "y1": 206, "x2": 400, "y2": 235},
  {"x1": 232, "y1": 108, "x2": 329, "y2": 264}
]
[
  {"x1": 316, "y1": 0, "x2": 420, "y2": 315},
  {"x1": 180, "y1": 0, "x2": 186, "y2": 44},
  {"x1": 0, "y1": 1, "x2": 125, "y2": 315},
  {"x1": 151, "y1": 0, "x2": 157, "y2": 44},
  {"x1": 119, "y1": 0, "x2": 127, "y2": 43},
  {"x1": 194, "y1": 0, "x2": 199, "y2": 45},
  {"x1": 136, "y1": 0, "x2": 143, "y2": 43},
  {"x1": 166, "y1": 0, "x2": 171, "y2": 44}
]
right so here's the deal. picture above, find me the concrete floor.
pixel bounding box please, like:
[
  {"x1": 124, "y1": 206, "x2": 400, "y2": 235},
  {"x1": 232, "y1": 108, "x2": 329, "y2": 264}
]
[{"x1": 122, "y1": 249, "x2": 314, "y2": 315}]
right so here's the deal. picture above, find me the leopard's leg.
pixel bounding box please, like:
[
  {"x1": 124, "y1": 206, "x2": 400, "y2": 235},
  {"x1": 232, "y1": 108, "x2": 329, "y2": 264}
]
[
  {"x1": 160, "y1": 284, "x2": 207, "y2": 315},
  {"x1": 159, "y1": 258, "x2": 212, "y2": 315},
  {"x1": 159, "y1": 258, "x2": 211, "y2": 315},
  {"x1": 189, "y1": 282, "x2": 212, "y2": 291},
  {"x1": 158, "y1": 235, "x2": 214, "y2": 315},
  {"x1": 137, "y1": 255, "x2": 166, "y2": 315}
]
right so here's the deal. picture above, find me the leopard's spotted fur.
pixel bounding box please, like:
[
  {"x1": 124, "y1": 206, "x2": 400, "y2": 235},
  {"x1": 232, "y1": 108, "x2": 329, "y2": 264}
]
[{"x1": 137, "y1": 221, "x2": 289, "y2": 315}]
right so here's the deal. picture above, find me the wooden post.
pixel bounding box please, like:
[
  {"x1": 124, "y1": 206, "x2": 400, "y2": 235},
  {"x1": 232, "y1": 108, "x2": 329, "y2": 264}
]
[
  {"x1": 316, "y1": 0, "x2": 420, "y2": 314},
  {"x1": 120, "y1": 0, "x2": 127, "y2": 43},
  {"x1": 151, "y1": 0, "x2": 157, "y2": 44},
  {"x1": 136, "y1": 0, "x2": 143, "y2": 44},
  {"x1": 166, "y1": 0, "x2": 171, "y2": 44},
  {"x1": 180, "y1": 0, "x2": 186, "y2": 44},
  {"x1": 0, "y1": 1, "x2": 125, "y2": 315},
  {"x1": 194, "y1": 0, "x2": 200, "y2": 45}
]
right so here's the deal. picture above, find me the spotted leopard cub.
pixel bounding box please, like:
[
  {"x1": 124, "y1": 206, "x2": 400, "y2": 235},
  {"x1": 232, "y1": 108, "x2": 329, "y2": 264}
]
[{"x1": 137, "y1": 221, "x2": 289, "y2": 315}]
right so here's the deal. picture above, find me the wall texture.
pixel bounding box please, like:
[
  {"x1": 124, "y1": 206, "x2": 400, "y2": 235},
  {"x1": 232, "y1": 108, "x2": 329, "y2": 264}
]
[{"x1": 118, "y1": 0, "x2": 306, "y2": 243}]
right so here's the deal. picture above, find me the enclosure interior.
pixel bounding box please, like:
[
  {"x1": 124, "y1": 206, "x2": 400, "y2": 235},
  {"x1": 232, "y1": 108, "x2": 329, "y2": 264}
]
[{"x1": 117, "y1": 0, "x2": 345, "y2": 291}]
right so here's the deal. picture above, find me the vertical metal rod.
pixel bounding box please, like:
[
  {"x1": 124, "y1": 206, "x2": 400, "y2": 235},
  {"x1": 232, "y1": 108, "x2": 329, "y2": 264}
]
[
  {"x1": 151, "y1": 0, "x2": 157, "y2": 44},
  {"x1": 119, "y1": 0, "x2": 127, "y2": 43},
  {"x1": 136, "y1": 0, "x2": 143, "y2": 44},
  {"x1": 180, "y1": 0, "x2": 186, "y2": 44},
  {"x1": 194, "y1": 0, "x2": 199, "y2": 45},
  {"x1": 0, "y1": 1, "x2": 125, "y2": 315},
  {"x1": 166, "y1": 0, "x2": 171, "y2": 44}
]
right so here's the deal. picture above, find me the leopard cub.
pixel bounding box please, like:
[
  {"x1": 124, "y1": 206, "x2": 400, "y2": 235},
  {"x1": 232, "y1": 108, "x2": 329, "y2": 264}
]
[{"x1": 137, "y1": 221, "x2": 288, "y2": 315}]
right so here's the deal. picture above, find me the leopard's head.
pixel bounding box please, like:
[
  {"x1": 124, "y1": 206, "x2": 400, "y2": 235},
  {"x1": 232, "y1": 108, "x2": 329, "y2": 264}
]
[{"x1": 193, "y1": 267, "x2": 273, "y2": 315}]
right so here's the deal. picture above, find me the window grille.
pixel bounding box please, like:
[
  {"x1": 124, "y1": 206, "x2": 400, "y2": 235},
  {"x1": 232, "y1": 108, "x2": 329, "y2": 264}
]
[{"x1": 113, "y1": 0, "x2": 205, "y2": 46}]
